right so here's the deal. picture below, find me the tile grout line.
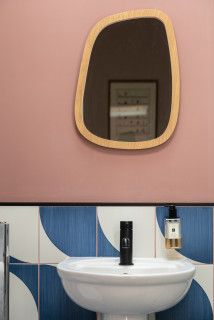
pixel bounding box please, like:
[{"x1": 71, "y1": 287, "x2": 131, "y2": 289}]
[
  {"x1": 38, "y1": 207, "x2": 40, "y2": 320},
  {"x1": 96, "y1": 207, "x2": 99, "y2": 258},
  {"x1": 96, "y1": 207, "x2": 101, "y2": 320},
  {"x1": 213, "y1": 206, "x2": 214, "y2": 320},
  {"x1": 38, "y1": 264, "x2": 40, "y2": 320},
  {"x1": 154, "y1": 207, "x2": 157, "y2": 320},
  {"x1": 154, "y1": 207, "x2": 157, "y2": 258}
]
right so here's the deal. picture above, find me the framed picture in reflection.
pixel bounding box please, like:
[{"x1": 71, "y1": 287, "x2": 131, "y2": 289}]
[{"x1": 109, "y1": 81, "x2": 157, "y2": 142}]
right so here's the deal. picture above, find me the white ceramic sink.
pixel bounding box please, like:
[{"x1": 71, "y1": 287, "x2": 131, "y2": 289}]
[{"x1": 57, "y1": 258, "x2": 195, "y2": 320}]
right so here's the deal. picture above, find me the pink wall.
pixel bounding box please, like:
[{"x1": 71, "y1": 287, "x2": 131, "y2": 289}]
[{"x1": 0, "y1": 0, "x2": 214, "y2": 203}]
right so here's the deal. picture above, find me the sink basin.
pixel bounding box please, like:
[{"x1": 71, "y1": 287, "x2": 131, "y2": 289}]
[{"x1": 57, "y1": 258, "x2": 195, "y2": 320}]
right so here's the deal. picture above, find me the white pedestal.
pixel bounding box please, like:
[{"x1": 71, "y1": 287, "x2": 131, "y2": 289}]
[{"x1": 101, "y1": 314, "x2": 148, "y2": 320}]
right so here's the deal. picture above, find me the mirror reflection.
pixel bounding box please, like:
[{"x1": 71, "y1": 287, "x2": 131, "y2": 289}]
[{"x1": 83, "y1": 18, "x2": 172, "y2": 142}]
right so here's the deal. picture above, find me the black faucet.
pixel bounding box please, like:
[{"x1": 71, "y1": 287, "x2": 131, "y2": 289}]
[{"x1": 119, "y1": 221, "x2": 133, "y2": 265}]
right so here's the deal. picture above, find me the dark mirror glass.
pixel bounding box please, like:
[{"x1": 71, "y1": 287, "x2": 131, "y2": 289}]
[{"x1": 83, "y1": 18, "x2": 172, "y2": 142}]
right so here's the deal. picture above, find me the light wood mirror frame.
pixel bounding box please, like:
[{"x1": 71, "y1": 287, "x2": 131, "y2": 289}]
[{"x1": 75, "y1": 9, "x2": 180, "y2": 150}]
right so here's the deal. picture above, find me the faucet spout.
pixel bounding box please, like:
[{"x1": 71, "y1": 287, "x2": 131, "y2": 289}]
[{"x1": 119, "y1": 221, "x2": 133, "y2": 265}]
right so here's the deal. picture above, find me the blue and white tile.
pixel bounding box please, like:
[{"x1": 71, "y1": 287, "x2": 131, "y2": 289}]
[
  {"x1": 40, "y1": 264, "x2": 96, "y2": 320},
  {"x1": 39, "y1": 206, "x2": 96, "y2": 263},
  {"x1": 97, "y1": 206, "x2": 155, "y2": 257},
  {"x1": 156, "y1": 207, "x2": 213, "y2": 264},
  {"x1": 156, "y1": 264, "x2": 213, "y2": 320},
  {"x1": 0, "y1": 206, "x2": 38, "y2": 263},
  {"x1": 39, "y1": 216, "x2": 67, "y2": 263},
  {"x1": 194, "y1": 264, "x2": 213, "y2": 309},
  {"x1": 9, "y1": 265, "x2": 38, "y2": 320},
  {"x1": 98, "y1": 218, "x2": 119, "y2": 257}
]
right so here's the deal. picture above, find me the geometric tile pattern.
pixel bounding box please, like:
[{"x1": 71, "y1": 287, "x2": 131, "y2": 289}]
[
  {"x1": 9, "y1": 264, "x2": 39, "y2": 307},
  {"x1": 9, "y1": 266, "x2": 38, "y2": 320},
  {"x1": 0, "y1": 206, "x2": 39, "y2": 263},
  {"x1": 156, "y1": 206, "x2": 213, "y2": 264},
  {"x1": 2, "y1": 206, "x2": 213, "y2": 320},
  {"x1": 156, "y1": 279, "x2": 213, "y2": 320},
  {"x1": 98, "y1": 221, "x2": 119, "y2": 257},
  {"x1": 97, "y1": 206, "x2": 156, "y2": 257},
  {"x1": 40, "y1": 265, "x2": 96, "y2": 320},
  {"x1": 40, "y1": 206, "x2": 96, "y2": 258},
  {"x1": 155, "y1": 206, "x2": 213, "y2": 319}
]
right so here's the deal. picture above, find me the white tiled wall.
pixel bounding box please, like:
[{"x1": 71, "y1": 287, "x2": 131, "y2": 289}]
[{"x1": 1, "y1": 205, "x2": 213, "y2": 320}]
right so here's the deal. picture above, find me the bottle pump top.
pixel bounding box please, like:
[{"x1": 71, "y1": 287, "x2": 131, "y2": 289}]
[{"x1": 168, "y1": 205, "x2": 177, "y2": 219}]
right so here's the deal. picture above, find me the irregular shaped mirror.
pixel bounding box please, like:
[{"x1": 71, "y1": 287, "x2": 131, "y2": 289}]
[{"x1": 75, "y1": 10, "x2": 180, "y2": 149}]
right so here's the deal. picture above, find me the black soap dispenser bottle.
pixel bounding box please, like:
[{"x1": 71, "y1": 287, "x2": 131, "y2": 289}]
[{"x1": 165, "y1": 205, "x2": 182, "y2": 249}]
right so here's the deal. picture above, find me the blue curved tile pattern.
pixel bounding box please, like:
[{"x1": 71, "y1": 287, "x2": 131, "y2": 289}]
[
  {"x1": 40, "y1": 206, "x2": 96, "y2": 256},
  {"x1": 40, "y1": 265, "x2": 96, "y2": 320},
  {"x1": 156, "y1": 207, "x2": 213, "y2": 263},
  {"x1": 5, "y1": 205, "x2": 214, "y2": 319},
  {"x1": 9, "y1": 264, "x2": 38, "y2": 307},
  {"x1": 98, "y1": 222, "x2": 119, "y2": 257},
  {"x1": 156, "y1": 279, "x2": 213, "y2": 320},
  {"x1": 10, "y1": 256, "x2": 25, "y2": 264}
]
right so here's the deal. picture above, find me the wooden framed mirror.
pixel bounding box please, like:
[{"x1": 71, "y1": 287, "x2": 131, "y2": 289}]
[{"x1": 75, "y1": 9, "x2": 180, "y2": 149}]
